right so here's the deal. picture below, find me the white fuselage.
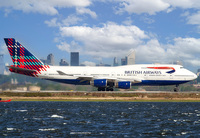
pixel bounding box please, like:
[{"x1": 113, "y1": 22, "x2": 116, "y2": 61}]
[{"x1": 36, "y1": 64, "x2": 197, "y2": 86}]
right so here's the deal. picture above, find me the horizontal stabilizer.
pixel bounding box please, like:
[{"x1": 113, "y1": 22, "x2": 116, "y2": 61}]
[{"x1": 7, "y1": 66, "x2": 37, "y2": 73}]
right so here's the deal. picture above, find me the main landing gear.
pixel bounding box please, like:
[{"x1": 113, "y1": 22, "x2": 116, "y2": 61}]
[
  {"x1": 174, "y1": 84, "x2": 179, "y2": 92},
  {"x1": 97, "y1": 87, "x2": 114, "y2": 91}
]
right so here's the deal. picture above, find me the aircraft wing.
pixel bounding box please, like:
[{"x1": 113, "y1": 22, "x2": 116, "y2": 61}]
[
  {"x1": 57, "y1": 70, "x2": 142, "y2": 83},
  {"x1": 57, "y1": 70, "x2": 93, "y2": 81},
  {"x1": 7, "y1": 66, "x2": 37, "y2": 73}
]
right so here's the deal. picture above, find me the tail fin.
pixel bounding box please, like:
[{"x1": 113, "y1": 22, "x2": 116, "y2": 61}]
[{"x1": 4, "y1": 38, "x2": 50, "y2": 74}]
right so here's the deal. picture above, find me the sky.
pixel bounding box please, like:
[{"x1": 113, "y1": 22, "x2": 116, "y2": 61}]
[{"x1": 0, "y1": 0, "x2": 200, "y2": 72}]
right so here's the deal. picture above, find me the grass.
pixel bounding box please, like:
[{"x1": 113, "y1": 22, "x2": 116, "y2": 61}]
[
  {"x1": 2, "y1": 91, "x2": 200, "y2": 102},
  {"x1": 10, "y1": 98, "x2": 200, "y2": 102}
]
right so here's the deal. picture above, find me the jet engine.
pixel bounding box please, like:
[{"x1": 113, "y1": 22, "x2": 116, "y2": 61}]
[
  {"x1": 90, "y1": 79, "x2": 107, "y2": 87},
  {"x1": 115, "y1": 81, "x2": 131, "y2": 89}
]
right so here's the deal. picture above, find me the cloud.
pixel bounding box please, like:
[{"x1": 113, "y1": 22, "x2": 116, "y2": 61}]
[
  {"x1": 115, "y1": 0, "x2": 200, "y2": 15},
  {"x1": 45, "y1": 15, "x2": 82, "y2": 27},
  {"x1": 56, "y1": 42, "x2": 71, "y2": 53},
  {"x1": 136, "y1": 37, "x2": 200, "y2": 66},
  {"x1": 140, "y1": 16, "x2": 155, "y2": 24},
  {"x1": 116, "y1": 0, "x2": 170, "y2": 15},
  {"x1": 45, "y1": 18, "x2": 60, "y2": 27},
  {"x1": 62, "y1": 15, "x2": 83, "y2": 26},
  {"x1": 135, "y1": 39, "x2": 166, "y2": 63},
  {"x1": 165, "y1": 0, "x2": 198, "y2": 9},
  {"x1": 76, "y1": 7, "x2": 97, "y2": 18},
  {"x1": 168, "y1": 37, "x2": 200, "y2": 59},
  {"x1": 0, "y1": 0, "x2": 91, "y2": 15},
  {"x1": 0, "y1": 43, "x2": 8, "y2": 55},
  {"x1": 56, "y1": 40, "x2": 82, "y2": 53},
  {"x1": 59, "y1": 22, "x2": 149, "y2": 58},
  {"x1": 53, "y1": 20, "x2": 200, "y2": 67},
  {"x1": 167, "y1": 37, "x2": 200, "y2": 66},
  {"x1": 122, "y1": 17, "x2": 133, "y2": 25},
  {"x1": 81, "y1": 61, "x2": 96, "y2": 66},
  {"x1": 186, "y1": 11, "x2": 200, "y2": 26}
]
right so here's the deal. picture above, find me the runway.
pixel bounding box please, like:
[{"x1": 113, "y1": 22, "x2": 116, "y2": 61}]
[
  {"x1": 2, "y1": 90, "x2": 200, "y2": 94},
  {"x1": 26, "y1": 90, "x2": 200, "y2": 94}
]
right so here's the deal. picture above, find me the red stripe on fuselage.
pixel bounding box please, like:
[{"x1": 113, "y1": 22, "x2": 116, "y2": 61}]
[{"x1": 147, "y1": 67, "x2": 175, "y2": 70}]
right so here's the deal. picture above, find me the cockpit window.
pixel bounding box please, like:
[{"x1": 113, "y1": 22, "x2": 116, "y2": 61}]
[{"x1": 180, "y1": 67, "x2": 184, "y2": 69}]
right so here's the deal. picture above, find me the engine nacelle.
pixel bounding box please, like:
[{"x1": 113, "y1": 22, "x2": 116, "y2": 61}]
[
  {"x1": 115, "y1": 81, "x2": 131, "y2": 89},
  {"x1": 90, "y1": 79, "x2": 107, "y2": 87}
]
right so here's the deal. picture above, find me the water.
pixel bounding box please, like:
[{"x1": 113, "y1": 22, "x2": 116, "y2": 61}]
[{"x1": 0, "y1": 102, "x2": 200, "y2": 137}]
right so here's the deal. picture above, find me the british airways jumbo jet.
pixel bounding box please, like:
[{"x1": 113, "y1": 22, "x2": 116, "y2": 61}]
[{"x1": 4, "y1": 38, "x2": 197, "y2": 91}]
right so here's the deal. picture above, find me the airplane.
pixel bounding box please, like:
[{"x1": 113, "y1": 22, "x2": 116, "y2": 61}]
[{"x1": 4, "y1": 38, "x2": 197, "y2": 92}]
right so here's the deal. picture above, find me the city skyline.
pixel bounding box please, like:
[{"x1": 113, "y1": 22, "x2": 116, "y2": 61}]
[
  {"x1": 0, "y1": 51, "x2": 199, "y2": 76},
  {"x1": 1, "y1": 1, "x2": 200, "y2": 72}
]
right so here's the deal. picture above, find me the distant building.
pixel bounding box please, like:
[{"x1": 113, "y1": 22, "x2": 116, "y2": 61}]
[
  {"x1": 59, "y1": 59, "x2": 69, "y2": 66},
  {"x1": 11, "y1": 78, "x2": 18, "y2": 85},
  {"x1": 47, "y1": 53, "x2": 54, "y2": 65},
  {"x1": 113, "y1": 57, "x2": 118, "y2": 66},
  {"x1": 0, "y1": 54, "x2": 5, "y2": 74},
  {"x1": 127, "y1": 50, "x2": 135, "y2": 65},
  {"x1": 28, "y1": 86, "x2": 41, "y2": 92},
  {"x1": 4, "y1": 63, "x2": 10, "y2": 75},
  {"x1": 70, "y1": 52, "x2": 79, "y2": 66},
  {"x1": 40, "y1": 53, "x2": 55, "y2": 65},
  {"x1": 173, "y1": 60, "x2": 183, "y2": 66},
  {"x1": 40, "y1": 59, "x2": 47, "y2": 65},
  {"x1": 16, "y1": 87, "x2": 27, "y2": 91},
  {"x1": 197, "y1": 69, "x2": 200, "y2": 76},
  {"x1": 96, "y1": 63, "x2": 111, "y2": 66},
  {"x1": 121, "y1": 57, "x2": 127, "y2": 65}
]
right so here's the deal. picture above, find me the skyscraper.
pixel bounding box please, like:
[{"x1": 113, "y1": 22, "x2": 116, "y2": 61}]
[
  {"x1": 59, "y1": 59, "x2": 69, "y2": 66},
  {"x1": 47, "y1": 53, "x2": 54, "y2": 65},
  {"x1": 121, "y1": 57, "x2": 127, "y2": 65},
  {"x1": 113, "y1": 57, "x2": 118, "y2": 66},
  {"x1": 70, "y1": 52, "x2": 79, "y2": 66},
  {"x1": 127, "y1": 50, "x2": 135, "y2": 65}
]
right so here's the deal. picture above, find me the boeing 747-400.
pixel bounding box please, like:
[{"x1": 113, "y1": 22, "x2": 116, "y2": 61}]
[{"x1": 4, "y1": 38, "x2": 197, "y2": 91}]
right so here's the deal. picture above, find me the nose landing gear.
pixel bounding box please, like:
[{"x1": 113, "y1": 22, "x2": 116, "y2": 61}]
[{"x1": 174, "y1": 84, "x2": 179, "y2": 92}]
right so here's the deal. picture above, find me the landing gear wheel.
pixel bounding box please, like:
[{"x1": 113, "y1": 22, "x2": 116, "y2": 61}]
[
  {"x1": 106, "y1": 87, "x2": 114, "y2": 91},
  {"x1": 98, "y1": 87, "x2": 101, "y2": 91},
  {"x1": 98, "y1": 87, "x2": 106, "y2": 91},
  {"x1": 174, "y1": 85, "x2": 179, "y2": 92}
]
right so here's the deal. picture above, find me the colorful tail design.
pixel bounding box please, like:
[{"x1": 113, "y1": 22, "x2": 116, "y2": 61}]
[{"x1": 4, "y1": 38, "x2": 50, "y2": 76}]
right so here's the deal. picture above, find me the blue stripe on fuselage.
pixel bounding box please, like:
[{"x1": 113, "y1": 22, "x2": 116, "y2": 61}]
[
  {"x1": 46, "y1": 79, "x2": 189, "y2": 86},
  {"x1": 134, "y1": 80, "x2": 190, "y2": 86}
]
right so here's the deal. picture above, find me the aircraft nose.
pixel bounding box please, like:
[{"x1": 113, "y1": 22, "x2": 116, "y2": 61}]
[
  {"x1": 193, "y1": 73, "x2": 198, "y2": 80},
  {"x1": 191, "y1": 71, "x2": 198, "y2": 80}
]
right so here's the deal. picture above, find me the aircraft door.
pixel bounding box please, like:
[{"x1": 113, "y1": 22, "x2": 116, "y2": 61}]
[
  {"x1": 144, "y1": 74, "x2": 148, "y2": 80},
  {"x1": 111, "y1": 72, "x2": 116, "y2": 77}
]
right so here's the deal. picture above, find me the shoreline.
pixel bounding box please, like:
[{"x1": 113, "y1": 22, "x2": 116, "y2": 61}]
[
  {"x1": 2, "y1": 96, "x2": 200, "y2": 102},
  {"x1": 1, "y1": 91, "x2": 200, "y2": 102}
]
